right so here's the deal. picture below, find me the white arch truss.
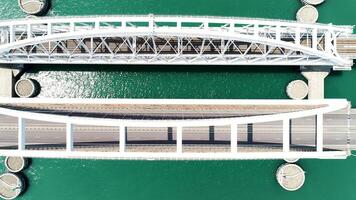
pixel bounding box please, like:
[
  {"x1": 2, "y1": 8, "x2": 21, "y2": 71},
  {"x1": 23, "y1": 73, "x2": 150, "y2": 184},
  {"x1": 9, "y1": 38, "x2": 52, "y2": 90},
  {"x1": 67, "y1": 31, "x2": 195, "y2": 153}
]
[
  {"x1": 0, "y1": 15, "x2": 353, "y2": 70},
  {"x1": 0, "y1": 98, "x2": 350, "y2": 160}
]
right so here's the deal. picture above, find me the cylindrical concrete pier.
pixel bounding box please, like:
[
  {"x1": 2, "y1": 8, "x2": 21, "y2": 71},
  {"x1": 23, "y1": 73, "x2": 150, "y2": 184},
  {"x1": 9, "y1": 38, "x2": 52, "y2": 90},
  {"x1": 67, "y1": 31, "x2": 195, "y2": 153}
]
[
  {"x1": 4, "y1": 157, "x2": 28, "y2": 173},
  {"x1": 296, "y1": 5, "x2": 319, "y2": 23},
  {"x1": 0, "y1": 173, "x2": 24, "y2": 200},
  {"x1": 14, "y1": 78, "x2": 40, "y2": 98},
  {"x1": 276, "y1": 164, "x2": 305, "y2": 191},
  {"x1": 301, "y1": 0, "x2": 325, "y2": 6},
  {"x1": 18, "y1": 0, "x2": 49, "y2": 16},
  {"x1": 284, "y1": 158, "x2": 300, "y2": 163},
  {"x1": 286, "y1": 80, "x2": 309, "y2": 100}
]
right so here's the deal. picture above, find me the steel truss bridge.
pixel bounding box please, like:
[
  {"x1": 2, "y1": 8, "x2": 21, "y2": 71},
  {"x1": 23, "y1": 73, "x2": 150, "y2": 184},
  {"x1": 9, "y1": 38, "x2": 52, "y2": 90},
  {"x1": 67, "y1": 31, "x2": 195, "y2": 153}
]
[{"x1": 0, "y1": 15, "x2": 354, "y2": 70}]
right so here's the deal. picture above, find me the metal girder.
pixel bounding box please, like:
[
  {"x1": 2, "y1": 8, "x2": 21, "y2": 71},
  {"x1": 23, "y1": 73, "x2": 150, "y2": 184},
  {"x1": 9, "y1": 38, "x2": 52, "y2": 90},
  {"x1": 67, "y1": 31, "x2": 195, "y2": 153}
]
[{"x1": 0, "y1": 15, "x2": 353, "y2": 69}]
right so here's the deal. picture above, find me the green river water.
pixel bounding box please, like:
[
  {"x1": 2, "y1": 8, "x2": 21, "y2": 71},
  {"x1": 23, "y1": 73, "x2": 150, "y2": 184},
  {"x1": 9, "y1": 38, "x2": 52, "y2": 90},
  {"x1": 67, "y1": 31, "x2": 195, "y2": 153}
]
[{"x1": 1, "y1": 0, "x2": 356, "y2": 199}]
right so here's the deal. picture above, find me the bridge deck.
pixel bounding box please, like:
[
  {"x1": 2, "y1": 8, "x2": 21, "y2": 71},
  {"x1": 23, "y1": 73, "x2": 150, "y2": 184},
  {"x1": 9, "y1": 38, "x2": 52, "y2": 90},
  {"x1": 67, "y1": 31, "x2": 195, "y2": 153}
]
[
  {"x1": 0, "y1": 116, "x2": 347, "y2": 152},
  {"x1": 0, "y1": 102, "x2": 325, "y2": 120},
  {"x1": 0, "y1": 98, "x2": 349, "y2": 160},
  {"x1": 337, "y1": 37, "x2": 356, "y2": 58}
]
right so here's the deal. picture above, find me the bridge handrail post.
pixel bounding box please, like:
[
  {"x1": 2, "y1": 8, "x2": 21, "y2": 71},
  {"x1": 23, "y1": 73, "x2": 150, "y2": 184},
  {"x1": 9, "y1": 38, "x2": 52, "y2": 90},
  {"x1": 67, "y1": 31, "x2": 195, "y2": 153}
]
[
  {"x1": 9, "y1": 24, "x2": 14, "y2": 43},
  {"x1": 230, "y1": 124, "x2": 238, "y2": 153},
  {"x1": 325, "y1": 28, "x2": 332, "y2": 54},
  {"x1": 27, "y1": 24, "x2": 32, "y2": 39},
  {"x1": 176, "y1": 126, "x2": 183, "y2": 153},
  {"x1": 47, "y1": 22, "x2": 52, "y2": 36},
  {"x1": 275, "y1": 25, "x2": 281, "y2": 41},
  {"x1": 119, "y1": 126, "x2": 126, "y2": 152},
  {"x1": 66, "y1": 123, "x2": 73, "y2": 151},
  {"x1": 316, "y1": 114, "x2": 323, "y2": 152},
  {"x1": 18, "y1": 117, "x2": 25, "y2": 151},
  {"x1": 312, "y1": 28, "x2": 318, "y2": 50},
  {"x1": 295, "y1": 27, "x2": 301, "y2": 45},
  {"x1": 283, "y1": 119, "x2": 290, "y2": 152}
]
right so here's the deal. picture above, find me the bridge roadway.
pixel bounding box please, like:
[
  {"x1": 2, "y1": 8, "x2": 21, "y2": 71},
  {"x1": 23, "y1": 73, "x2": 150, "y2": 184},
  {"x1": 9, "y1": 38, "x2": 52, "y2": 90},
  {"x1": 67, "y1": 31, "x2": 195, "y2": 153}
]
[
  {"x1": 0, "y1": 111, "x2": 350, "y2": 152},
  {"x1": 337, "y1": 37, "x2": 356, "y2": 59}
]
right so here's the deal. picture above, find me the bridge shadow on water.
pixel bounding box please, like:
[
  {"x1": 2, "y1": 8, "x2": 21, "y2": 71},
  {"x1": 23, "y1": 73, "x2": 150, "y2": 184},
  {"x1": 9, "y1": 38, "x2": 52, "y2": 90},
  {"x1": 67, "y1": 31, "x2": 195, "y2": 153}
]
[
  {"x1": 24, "y1": 64, "x2": 301, "y2": 74},
  {"x1": 0, "y1": 141, "x2": 328, "y2": 152},
  {"x1": 20, "y1": 63, "x2": 307, "y2": 99}
]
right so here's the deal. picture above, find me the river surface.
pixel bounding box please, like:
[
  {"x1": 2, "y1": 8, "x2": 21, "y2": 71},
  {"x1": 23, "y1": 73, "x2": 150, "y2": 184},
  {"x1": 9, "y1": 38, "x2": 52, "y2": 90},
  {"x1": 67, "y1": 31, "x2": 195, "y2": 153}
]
[{"x1": 0, "y1": 0, "x2": 356, "y2": 199}]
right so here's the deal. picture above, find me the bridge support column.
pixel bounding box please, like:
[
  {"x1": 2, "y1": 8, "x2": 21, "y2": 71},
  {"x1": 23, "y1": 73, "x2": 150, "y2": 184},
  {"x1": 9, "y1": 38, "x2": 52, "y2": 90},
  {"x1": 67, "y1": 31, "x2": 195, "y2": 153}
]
[
  {"x1": 176, "y1": 126, "x2": 183, "y2": 153},
  {"x1": 120, "y1": 126, "x2": 126, "y2": 152},
  {"x1": 301, "y1": 66, "x2": 331, "y2": 99},
  {"x1": 18, "y1": 118, "x2": 25, "y2": 151},
  {"x1": 316, "y1": 114, "x2": 323, "y2": 152},
  {"x1": 283, "y1": 119, "x2": 290, "y2": 152},
  {"x1": 231, "y1": 124, "x2": 238, "y2": 153},
  {"x1": 66, "y1": 123, "x2": 73, "y2": 151},
  {"x1": 0, "y1": 68, "x2": 15, "y2": 97}
]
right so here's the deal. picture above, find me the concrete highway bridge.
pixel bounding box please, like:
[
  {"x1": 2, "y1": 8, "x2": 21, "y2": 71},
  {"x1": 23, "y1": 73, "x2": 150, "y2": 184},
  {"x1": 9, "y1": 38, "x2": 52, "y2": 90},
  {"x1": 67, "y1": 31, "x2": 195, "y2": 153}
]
[{"x1": 0, "y1": 98, "x2": 351, "y2": 160}]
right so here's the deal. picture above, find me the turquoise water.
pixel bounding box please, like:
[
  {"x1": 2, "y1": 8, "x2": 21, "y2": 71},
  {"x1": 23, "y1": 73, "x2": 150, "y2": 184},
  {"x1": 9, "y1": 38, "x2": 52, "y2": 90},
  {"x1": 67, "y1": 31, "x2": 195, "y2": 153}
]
[
  {"x1": 24, "y1": 65, "x2": 356, "y2": 103},
  {"x1": 1, "y1": 0, "x2": 356, "y2": 199},
  {"x1": 25, "y1": 65, "x2": 303, "y2": 99},
  {"x1": 19, "y1": 158, "x2": 356, "y2": 200}
]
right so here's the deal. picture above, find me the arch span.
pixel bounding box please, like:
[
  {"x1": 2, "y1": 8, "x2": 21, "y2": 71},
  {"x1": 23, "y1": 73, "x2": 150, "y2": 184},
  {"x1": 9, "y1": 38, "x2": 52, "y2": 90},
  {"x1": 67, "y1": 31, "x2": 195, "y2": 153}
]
[
  {"x1": 0, "y1": 29, "x2": 350, "y2": 67},
  {"x1": 0, "y1": 15, "x2": 352, "y2": 69}
]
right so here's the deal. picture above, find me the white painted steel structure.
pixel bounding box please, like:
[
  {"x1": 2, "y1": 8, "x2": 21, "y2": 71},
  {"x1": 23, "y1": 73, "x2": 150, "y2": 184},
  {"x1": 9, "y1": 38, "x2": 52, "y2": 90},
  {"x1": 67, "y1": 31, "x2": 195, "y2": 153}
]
[
  {"x1": 0, "y1": 15, "x2": 353, "y2": 70},
  {"x1": 0, "y1": 98, "x2": 350, "y2": 160}
]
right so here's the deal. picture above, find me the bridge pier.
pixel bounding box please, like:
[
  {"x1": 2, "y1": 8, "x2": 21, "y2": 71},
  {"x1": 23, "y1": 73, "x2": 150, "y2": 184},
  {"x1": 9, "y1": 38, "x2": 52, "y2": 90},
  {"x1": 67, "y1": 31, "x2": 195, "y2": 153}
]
[
  {"x1": 0, "y1": 64, "x2": 27, "y2": 97},
  {"x1": 301, "y1": 66, "x2": 331, "y2": 99},
  {"x1": 0, "y1": 68, "x2": 15, "y2": 97}
]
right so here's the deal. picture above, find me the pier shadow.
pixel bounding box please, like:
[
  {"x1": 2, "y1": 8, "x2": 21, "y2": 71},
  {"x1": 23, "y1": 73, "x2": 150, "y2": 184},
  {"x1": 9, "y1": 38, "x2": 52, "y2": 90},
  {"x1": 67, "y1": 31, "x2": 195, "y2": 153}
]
[{"x1": 17, "y1": 173, "x2": 29, "y2": 195}]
